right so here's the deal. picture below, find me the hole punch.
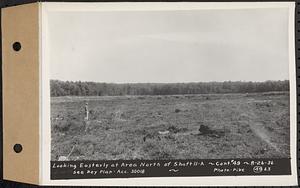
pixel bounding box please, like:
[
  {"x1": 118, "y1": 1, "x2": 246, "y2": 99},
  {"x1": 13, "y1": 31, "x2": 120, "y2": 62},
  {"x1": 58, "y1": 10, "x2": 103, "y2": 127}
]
[
  {"x1": 13, "y1": 144, "x2": 23, "y2": 153},
  {"x1": 12, "y1": 42, "x2": 21, "y2": 51}
]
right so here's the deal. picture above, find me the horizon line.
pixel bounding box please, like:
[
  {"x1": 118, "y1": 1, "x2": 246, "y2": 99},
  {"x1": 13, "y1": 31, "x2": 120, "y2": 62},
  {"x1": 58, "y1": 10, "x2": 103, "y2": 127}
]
[{"x1": 50, "y1": 79, "x2": 289, "y2": 84}]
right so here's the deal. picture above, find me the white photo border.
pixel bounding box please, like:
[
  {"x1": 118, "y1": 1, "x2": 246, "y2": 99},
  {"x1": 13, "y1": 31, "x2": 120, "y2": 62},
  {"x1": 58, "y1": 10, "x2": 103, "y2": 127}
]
[{"x1": 40, "y1": 2, "x2": 297, "y2": 186}]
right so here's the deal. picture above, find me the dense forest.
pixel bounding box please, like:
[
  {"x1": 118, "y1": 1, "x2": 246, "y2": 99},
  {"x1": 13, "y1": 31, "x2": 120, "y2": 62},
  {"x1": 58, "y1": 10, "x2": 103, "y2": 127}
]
[{"x1": 50, "y1": 80, "x2": 289, "y2": 97}]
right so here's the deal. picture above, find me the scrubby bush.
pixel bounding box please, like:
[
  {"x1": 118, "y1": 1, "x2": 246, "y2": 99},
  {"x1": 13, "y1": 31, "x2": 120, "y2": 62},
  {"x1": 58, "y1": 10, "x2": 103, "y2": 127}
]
[
  {"x1": 142, "y1": 138, "x2": 177, "y2": 160},
  {"x1": 175, "y1": 109, "x2": 181, "y2": 113},
  {"x1": 167, "y1": 125, "x2": 187, "y2": 133},
  {"x1": 54, "y1": 119, "x2": 71, "y2": 132},
  {"x1": 54, "y1": 118, "x2": 83, "y2": 133}
]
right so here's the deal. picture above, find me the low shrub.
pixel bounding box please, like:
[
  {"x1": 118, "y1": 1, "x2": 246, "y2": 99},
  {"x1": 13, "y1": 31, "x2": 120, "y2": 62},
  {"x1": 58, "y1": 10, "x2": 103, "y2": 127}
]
[{"x1": 175, "y1": 109, "x2": 181, "y2": 113}]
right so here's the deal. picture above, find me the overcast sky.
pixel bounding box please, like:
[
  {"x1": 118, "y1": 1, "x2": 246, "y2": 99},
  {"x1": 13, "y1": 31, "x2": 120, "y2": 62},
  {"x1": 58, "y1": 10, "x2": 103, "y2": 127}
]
[{"x1": 48, "y1": 8, "x2": 290, "y2": 83}]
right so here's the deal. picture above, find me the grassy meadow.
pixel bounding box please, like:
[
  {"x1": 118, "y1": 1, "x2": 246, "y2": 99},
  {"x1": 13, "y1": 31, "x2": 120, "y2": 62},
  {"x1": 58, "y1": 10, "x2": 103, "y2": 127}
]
[{"x1": 51, "y1": 91, "x2": 290, "y2": 161}]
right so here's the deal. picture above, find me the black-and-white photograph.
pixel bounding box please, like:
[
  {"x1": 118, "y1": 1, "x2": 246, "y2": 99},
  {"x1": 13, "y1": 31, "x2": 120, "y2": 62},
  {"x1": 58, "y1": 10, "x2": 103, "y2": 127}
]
[{"x1": 49, "y1": 5, "x2": 292, "y2": 162}]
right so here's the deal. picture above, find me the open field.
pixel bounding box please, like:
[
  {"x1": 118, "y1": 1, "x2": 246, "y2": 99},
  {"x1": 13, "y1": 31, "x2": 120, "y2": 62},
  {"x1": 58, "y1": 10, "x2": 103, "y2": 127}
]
[{"x1": 51, "y1": 92, "x2": 290, "y2": 161}]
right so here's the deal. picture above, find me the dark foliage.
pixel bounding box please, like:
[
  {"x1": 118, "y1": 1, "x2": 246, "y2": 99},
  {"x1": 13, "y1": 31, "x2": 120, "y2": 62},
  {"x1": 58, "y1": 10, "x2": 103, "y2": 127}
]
[{"x1": 50, "y1": 80, "x2": 289, "y2": 97}]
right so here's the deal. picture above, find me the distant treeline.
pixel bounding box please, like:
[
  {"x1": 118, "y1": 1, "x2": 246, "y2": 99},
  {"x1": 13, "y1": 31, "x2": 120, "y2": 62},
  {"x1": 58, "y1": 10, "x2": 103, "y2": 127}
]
[{"x1": 50, "y1": 80, "x2": 289, "y2": 97}]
